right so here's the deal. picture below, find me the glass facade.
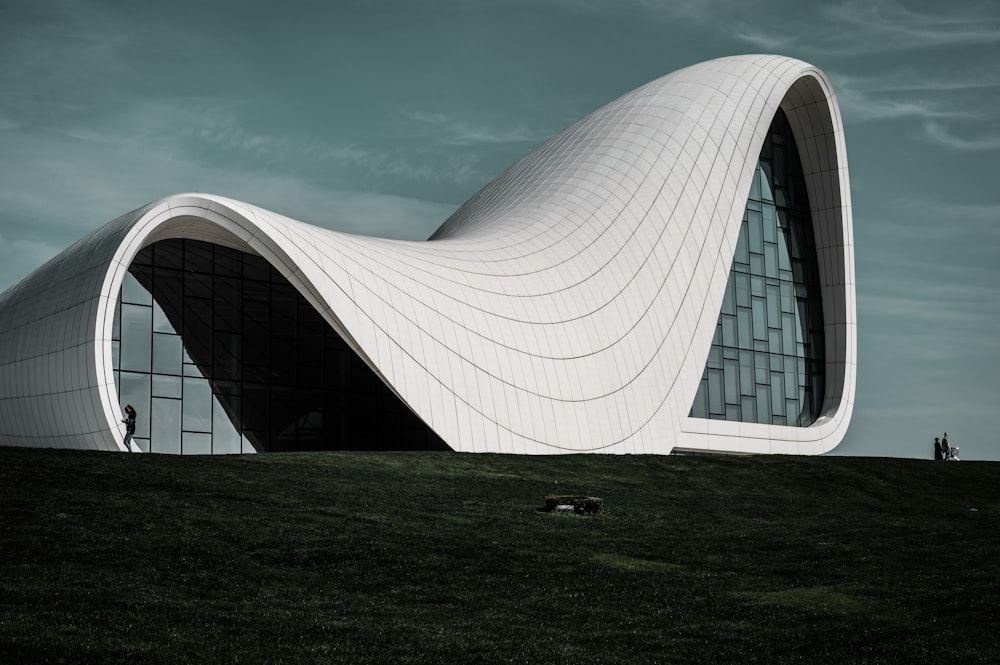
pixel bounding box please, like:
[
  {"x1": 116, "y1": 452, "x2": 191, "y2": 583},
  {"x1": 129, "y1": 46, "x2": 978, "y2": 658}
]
[
  {"x1": 689, "y1": 109, "x2": 825, "y2": 426},
  {"x1": 113, "y1": 239, "x2": 449, "y2": 454}
]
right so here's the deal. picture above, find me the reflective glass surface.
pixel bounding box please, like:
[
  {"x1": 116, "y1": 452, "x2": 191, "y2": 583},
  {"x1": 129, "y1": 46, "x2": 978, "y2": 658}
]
[
  {"x1": 113, "y1": 238, "x2": 449, "y2": 453},
  {"x1": 689, "y1": 109, "x2": 825, "y2": 426}
]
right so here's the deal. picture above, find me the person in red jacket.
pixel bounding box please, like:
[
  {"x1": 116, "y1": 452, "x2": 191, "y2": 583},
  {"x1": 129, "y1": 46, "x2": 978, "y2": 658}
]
[{"x1": 121, "y1": 405, "x2": 136, "y2": 452}]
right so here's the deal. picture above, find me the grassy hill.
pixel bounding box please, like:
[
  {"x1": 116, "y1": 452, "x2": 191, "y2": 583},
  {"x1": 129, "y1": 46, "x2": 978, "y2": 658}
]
[{"x1": 1, "y1": 447, "x2": 997, "y2": 664}]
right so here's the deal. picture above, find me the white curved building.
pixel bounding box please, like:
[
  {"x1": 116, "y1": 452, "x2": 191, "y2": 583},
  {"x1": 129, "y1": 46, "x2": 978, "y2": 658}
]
[{"x1": 0, "y1": 54, "x2": 855, "y2": 455}]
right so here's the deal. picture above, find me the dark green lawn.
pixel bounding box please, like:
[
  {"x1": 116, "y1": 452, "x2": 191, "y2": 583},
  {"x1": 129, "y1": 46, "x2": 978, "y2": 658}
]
[{"x1": 1, "y1": 447, "x2": 997, "y2": 664}]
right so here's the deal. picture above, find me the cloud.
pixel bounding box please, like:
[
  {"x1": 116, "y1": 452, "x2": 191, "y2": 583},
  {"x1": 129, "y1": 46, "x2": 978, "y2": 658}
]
[
  {"x1": 539, "y1": 0, "x2": 729, "y2": 21},
  {"x1": 902, "y1": 199, "x2": 1000, "y2": 227},
  {"x1": 828, "y1": 71, "x2": 986, "y2": 123},
  {"x1": 866, "y1": 200, "x2": 1000, "y2": 241},
  {"x1": 853, "y1": 402, "x2": 984, "y2": 421},
  {"x1": 729, "y1": 25, "x2": 795, "y2": 51},
  {"x1": 820, "y1": 0, "x2": 1000, "y2": 51},
  {"x1": 0, "y1": 118, "x2": 467, "y2": 292},
  {"x1": 921, "y1": 120, "x2": 1000, "y2": 151},
  {"x1": 857, "y1": 306, "x2": 995, "y2": 363},
  {"x1": 857, "y1": 268, "x2": 1000, "y2": 362},
  {"x1": 184, "y1": 109, "x2": 295, "y2": 159},
  {"x1": 402, "y1": 110, "x2": 551, "y2": 147},
  {"x1": 721, "y1": 0, "x2": 1000, "y2": 57}
]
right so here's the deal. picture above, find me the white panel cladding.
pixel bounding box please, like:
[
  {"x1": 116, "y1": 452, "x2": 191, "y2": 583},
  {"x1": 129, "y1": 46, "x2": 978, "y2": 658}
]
[{"x1": 0, "y1": 54, "x2": 855, "y2": 455}]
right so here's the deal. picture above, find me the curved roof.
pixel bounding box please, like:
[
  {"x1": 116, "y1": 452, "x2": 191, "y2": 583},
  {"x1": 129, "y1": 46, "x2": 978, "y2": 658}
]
[{"x1": 0, "y1": 54, "x2": 855, "y2": 454}]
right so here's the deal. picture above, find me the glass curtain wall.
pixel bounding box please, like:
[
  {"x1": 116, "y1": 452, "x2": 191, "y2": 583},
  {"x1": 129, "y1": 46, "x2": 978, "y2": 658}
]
[
  {"x1": 112, "y1": 238, "x2": 450, "y2": 454},
  {"x1": 689, "y1": 108, "x2": 825, "y2": 426}
]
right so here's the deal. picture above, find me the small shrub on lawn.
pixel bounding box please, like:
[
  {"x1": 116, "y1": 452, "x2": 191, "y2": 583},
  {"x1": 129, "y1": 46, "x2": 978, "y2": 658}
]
[{"x1": 544, "y1": 495, "x2": 603, "y2": 514}]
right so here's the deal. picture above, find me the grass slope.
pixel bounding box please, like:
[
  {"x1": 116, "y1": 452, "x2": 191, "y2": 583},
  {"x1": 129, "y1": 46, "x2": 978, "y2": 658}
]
[{"x1": 1, "y1": 447, "x2": 998, "y2": 664}]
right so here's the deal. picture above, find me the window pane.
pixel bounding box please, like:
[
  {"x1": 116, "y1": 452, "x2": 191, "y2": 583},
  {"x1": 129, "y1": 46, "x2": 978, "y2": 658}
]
[
  {"x1": 762, "y1": 205, "x2": 777, "y2": 244},
  {"x1": 751, "y1": 297, "x2": 767, "y2": 340},
  {"x1": 748, "y1": 210, "x2": 763, "y2": 253},
  {"x1": 755, "y1": 385, "x2": 771, "y2": 422},
  {"x1": 183, "y1": 377, "x2": 213, "y2": 432},
  {"x1": 151, "y1": 397, "x2": 181, "y2": 454},
  {"x1": 153, "y1": 333, "x2": 182, "y2": 375},
  {"x1": 760, "y1": 161, "x2": 774, "y2": 202},
  {"x1": 691, "y1": 378, "x2": 708, "y2": 418},
  {"x1": 785, "y1": 368, "x2": 798, "y2": 399},
  {"x1": 754, "y1": 352, "x2": 769, "y2": 385},
  {"x1": 782, "y1": 313, "x2": 796, "y2": 354},
  {"x1": 723, "y1": 360, "x2": 739, "y2": 403},
  {"x1": 721, "y1": 315, "x2": 737, "y2": 348},
  {"x1": 771, "y1": 373, "x2": 784, "y2": 418},
  {"x1": 787, "y1": 398, "x2": 802, "y2": 425},
  {"x1": 707, "y1": 369, "x2": 723, "y2": 415},
  {"x1": 721, "y1": 279, "x2": 736, "y2": 316},
  {"x1": 764, "y1": 244, "x2": 778, "y2": 278},
  {"x1": 184, "y1": 240, "x2": 213, "y2": 274},
  {"x1": 152, "y1": 374, "x2": 182, "y2": 399},
  {"x1": 778, "y1": 227, "x2": 792, "y2": 271},
  {"x1": 739, "y1": 351, "x2": 755, "y2": 396},
  {"x1": 735, "y1": 273, "x2": 750, "y2": 308},
  {"x1": 766, "y1": 285, "x2": 781, "y2": 328},
  {"x1": 154, "y1": 240, "x2": 183, "y2": 269},
  {"x1": 183, "y1": 432, "x2": 212, "y2": 455},
  {"x1": 122, "y1": 271, "x2": 152, "y2": 306},
  {"x1": 120, "y1": 304, "x2": 152, "y2": 372},
  {"x1": 152, "y1": 300, "x2": 175, "y2": 334},
  {"x1": 213, "y1": 396, "x2": 242, "y2": 454},
  {"x1": 737, "y1": 309, "x2": 752, "y2": 347}
]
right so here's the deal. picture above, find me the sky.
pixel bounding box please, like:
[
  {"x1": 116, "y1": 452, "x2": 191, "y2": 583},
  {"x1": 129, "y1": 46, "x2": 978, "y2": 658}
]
[{"x1": 1, "y1": 0, "x2": 998, "y2": 460}]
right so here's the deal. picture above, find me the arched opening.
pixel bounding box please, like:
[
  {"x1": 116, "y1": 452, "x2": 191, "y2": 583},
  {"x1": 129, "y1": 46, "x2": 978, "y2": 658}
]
[
  {"x1": 112, "y1": 238, "x2": 450, "y2": 454},
  {"x1": 689, "y1": 108, "x2": 825, "y2": 426}
]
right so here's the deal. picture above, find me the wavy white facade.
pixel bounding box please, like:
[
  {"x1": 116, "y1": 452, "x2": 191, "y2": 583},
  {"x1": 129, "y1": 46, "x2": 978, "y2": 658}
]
[{"x1": 0, "y1": 54, "x2": 855, "y2": 455}]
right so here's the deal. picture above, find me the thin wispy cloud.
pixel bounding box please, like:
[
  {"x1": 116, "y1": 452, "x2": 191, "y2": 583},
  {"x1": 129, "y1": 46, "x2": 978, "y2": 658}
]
[
  {"x1": 866, "y1": 200, "x2": 1000, "y2": 239},
  {"x1": 860, "y1": 284, "x2": 999, "y2": 321},
  {"x1": 858, "y1": 290, "x2": 997, "y2": 362},
  {"x1": 855, "y1": 402, "x2": 983, "y2": 421},
  {"x1": 828, "y1": 71, "x2": 986, "y2": 123},
  {"x1": 185, "y1": 110, "x2": 295, "y2": 159},
  {"x1": 175, "y1": 105, "x2": 489, "y2": 184},
  {"x1": 541, "y1": 0, "x2": 731, "y2": 22},
  {"x1": 729, "y1": 24, "x2": 794, "y2": 51},
  {"x1": 821, "y1": 0, "x2": 1000, "y2": 51},
  {"x1": 402, "y1": 110, "x2": 551, "y2": 147},
  {"x1": 922, "y1": 120, "x2": 1000, "y2": 151},
  {"x1": 721, "y1": 0, "x2": 1000, "y2": 57},
  {"x1": 845, "y1": 71, "x2": 1000, "y2": 94}
]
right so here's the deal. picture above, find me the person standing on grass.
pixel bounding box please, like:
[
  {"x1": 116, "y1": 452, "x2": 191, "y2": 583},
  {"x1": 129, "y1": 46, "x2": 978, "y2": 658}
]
[
  {"x1": 934, "y1": 436, "x2": 942, "y2": 461},
  {"x1": 121, "y1": 405, "x2": 136, "y2": 452},
  {"x1": 941, "y1": 432, "x2": 951, "y2": 460}
]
